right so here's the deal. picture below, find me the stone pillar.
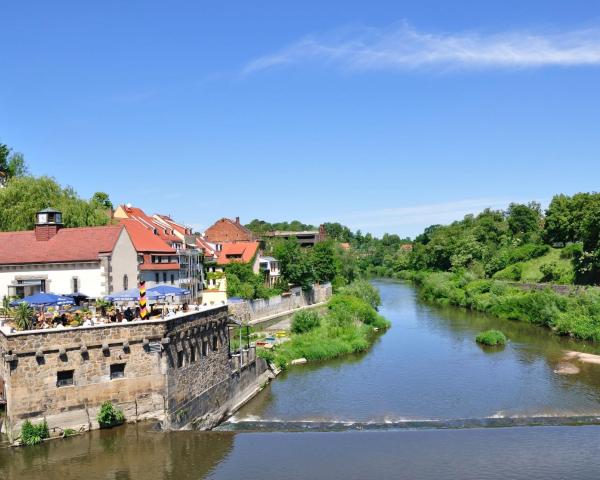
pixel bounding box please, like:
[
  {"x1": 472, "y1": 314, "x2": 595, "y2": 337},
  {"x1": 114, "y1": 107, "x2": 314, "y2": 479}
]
[{"x1": 231, "y1": 353, "x2": 241, "y2": 371}]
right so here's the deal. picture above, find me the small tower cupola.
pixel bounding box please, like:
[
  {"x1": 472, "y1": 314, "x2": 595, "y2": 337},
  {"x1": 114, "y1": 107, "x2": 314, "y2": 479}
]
[{"x1": 35, "y1": 207, "x2": 63, "y2": 241}]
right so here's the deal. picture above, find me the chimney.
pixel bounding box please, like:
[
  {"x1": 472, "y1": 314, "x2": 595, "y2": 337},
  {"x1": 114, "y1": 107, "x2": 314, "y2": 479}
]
[
  {"x1": 235, "y1": 216, "x2": 240, "y2": 224},
  {"x1": 35, "y1": 208, "x2": 63, "y2": 241},
  {"x1": 319, "y1": 224, "x2": 326, "y2": 240}
]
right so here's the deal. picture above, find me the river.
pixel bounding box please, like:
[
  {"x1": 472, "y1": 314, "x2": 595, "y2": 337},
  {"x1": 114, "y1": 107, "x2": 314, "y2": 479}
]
[{"x1": 4, "y1": 279, "x2": 600, "y2": 479}]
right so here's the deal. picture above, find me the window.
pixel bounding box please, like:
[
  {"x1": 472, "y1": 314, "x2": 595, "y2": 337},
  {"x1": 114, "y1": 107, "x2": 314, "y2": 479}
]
[
  {"x1": 202, "y1": 339, "x2": 209, "y2": 357},
  {"x1": 170, "y1": 274, "x2": 175, "y2": 285},
  {"x1": 163, "y1": 272, "x2": 167, "y2": 282},
  {"x1": 212, "y1": 335, "x2": 218, "y2": 352},
  {"x1": 110, "y1": 363, "x2": 125, "y2": 379},
  {"x1": 177, "y1": 350, "x2": 184, "y2": 368},
  {"x1": 72, "y1": 277, "x2": 79, "y2": 293},
  {"x1": 57, "y1": 370, "x2": 74, "y2": 387},
  {"x1": 123, "y1": 274, "x2": 128, "y2": 290},
  {"x1": 155, "y1": 273, "x2": 160, "y2": 283},
  {"x1": 190, "y1": 345, "x2": 196, "y2": 363}
]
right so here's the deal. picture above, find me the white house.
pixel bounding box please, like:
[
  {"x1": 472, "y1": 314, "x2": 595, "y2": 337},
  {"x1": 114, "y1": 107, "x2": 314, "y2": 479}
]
[{"x1": 0, "y1": 208, "x2": 138, "y2": 300}]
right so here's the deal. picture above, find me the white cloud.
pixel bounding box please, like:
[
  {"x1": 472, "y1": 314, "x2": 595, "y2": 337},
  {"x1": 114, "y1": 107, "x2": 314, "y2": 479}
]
[
  {"x1": 243, "y1": 23, "x2": 600, "y2": 75},
  {"x1": 332, "y1": 198, "x2": 518, "y2": 237}
]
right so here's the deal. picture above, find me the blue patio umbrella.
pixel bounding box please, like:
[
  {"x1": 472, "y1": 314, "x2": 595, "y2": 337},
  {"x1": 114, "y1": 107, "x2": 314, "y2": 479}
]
[
  {"x1": 148, "y1": 284, "x2": 190, "y2": 296},
  {"x1": 10, "y1": 292, "x2": 75, "y2": 307},
  {"x1": 105, "y1": 288, "x2": 165, "y2": 302}
]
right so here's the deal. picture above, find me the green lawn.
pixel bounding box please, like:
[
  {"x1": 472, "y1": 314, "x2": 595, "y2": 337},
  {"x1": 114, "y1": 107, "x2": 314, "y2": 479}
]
[{"x1": 493, "y1": 247, "x2": 574, "y2": 284}]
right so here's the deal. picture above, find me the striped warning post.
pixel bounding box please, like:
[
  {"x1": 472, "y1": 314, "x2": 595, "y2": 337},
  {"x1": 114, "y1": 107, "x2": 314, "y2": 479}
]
[{"x1": 139, "y1": 281, "x2": 148, "y2": 319}]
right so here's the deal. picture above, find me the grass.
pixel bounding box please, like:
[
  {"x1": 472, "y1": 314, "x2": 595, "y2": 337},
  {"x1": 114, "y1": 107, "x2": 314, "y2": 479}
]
[
  {"x1": 259, "y1": 283, "x2": 390, "y2": 369},
  {"x1": 493, "y1": 247, "x2": 574, "y2": 284},
  {"x1": 475, "y1": 329, "x2": 507, "y2": 346}
]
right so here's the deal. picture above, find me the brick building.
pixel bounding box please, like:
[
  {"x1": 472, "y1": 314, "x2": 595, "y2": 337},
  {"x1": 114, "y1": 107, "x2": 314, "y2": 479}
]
[{"x1": 203, "y1": 217, "x2": 256, "y2": 243}]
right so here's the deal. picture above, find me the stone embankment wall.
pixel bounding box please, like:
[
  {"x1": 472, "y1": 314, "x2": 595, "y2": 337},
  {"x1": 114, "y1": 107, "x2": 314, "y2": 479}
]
[
  {"x1": 228, "y1": 283, "x2": 332, "y2": 323},
  {"x1": 0, "y1": 306, "x2": 269, "y2": 441},
  {"x1": 508, "y1": 282, "x2": 587, "y2": 295}
]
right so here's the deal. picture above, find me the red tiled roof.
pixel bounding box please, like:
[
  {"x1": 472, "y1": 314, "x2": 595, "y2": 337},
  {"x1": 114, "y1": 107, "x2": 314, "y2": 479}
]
[
  {"x1": 119, "y1": 205, "x2": 182, "y2": 244},
  {"x1": 0, "y1": 226, "x2": 124, "y2": 265},
  {"x1": 216, "y1": 241, "x2": 260, "y2": 265},
  {"x1": 196, "y1": 237, "x2": 215, "y2": 256},
  {"x1": 119, "y1": 219, "x2": 176, "y2": 253},
  {"x1": 155, "y1": 215, "x2": 190, "y2": 236}
]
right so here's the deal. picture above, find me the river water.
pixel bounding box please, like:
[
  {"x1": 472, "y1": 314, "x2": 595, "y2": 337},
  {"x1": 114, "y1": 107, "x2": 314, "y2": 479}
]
[{"x1": 4, "y1": 279, "x2": 600, "y2": 480}]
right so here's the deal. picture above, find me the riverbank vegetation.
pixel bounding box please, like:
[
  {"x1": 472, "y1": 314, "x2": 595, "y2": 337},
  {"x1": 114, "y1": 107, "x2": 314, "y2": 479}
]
[
  {"x1": 258, "y1": 281, "x2": 390, "y2": 369},
  {"x1": 475, "y1": 329, "x2": 507, "y2": 346},
  {"x1": 408, "y1": 271, "x2": 600, "y2": 342},
  {"x1": 247, "y1": 193, "x2": 600, "y2": 344}
]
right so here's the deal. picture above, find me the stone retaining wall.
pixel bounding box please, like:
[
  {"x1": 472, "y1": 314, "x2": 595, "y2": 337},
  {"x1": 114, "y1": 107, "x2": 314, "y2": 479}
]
[
  {"x1": 228, "y1": 283, "x2": 332, "y2": 323},
  {"x1": 0, "y1": 305, "x2": 268, "y2": 442}
]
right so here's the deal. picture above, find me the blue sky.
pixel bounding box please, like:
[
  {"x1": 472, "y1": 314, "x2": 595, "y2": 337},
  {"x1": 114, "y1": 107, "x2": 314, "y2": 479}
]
[{"x1": 1, "y1": 1, "x2": 600, "y2": 237}]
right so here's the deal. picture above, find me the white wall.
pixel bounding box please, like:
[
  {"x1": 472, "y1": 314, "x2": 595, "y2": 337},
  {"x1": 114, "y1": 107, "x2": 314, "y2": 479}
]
[
  {"x1": 109, "y1": 228, "x2": 140, "y2": 293},
  {"x1": 0, "y1": 263, "x2": 104, "y2": 299}
]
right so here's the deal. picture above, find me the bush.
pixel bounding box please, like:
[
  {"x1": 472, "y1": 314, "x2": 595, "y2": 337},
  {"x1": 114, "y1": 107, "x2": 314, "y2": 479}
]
[
  {"x1": 475, "y1": 330, "x2": 507, "y2": 346},
  {"x1": 62, "y1": 428, "x2": 76, "y2": 438},
  {"x1": 291, "y1": 310, "x2": 321, "y2": 334},
  {"x1": 20, "y1": 419, "x2": 49, "y2": 446},
  {"x1": 97, "y1": 401, "x2": 125, "y2": 428},
  {"x1": 337, "y1": 280, "x2": 382, "y2": 309},
  {"x1": 257, "y1": 347, "x2": 275, "y2": 363},
  {"x1": 540, "y1": 261, "x2": 563, "y2": 282},
  {"x1": 494, "y1": 263, "x2": 523, "y2": 281},
  {"x1": 486, "y1": 244, "x2": 549, "y2": 276},
  {"x1": 560, "y1": 243, "x2": 583, "y2": 259}
]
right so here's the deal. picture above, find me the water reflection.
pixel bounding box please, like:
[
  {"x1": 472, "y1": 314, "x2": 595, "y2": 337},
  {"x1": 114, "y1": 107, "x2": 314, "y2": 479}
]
[{"x1": 0, "y1": 422, "x2": 235, "y2": 480}]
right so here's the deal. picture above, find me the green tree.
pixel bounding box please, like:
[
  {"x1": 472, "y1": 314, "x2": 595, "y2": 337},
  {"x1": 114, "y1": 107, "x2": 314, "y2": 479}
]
[
  {"x1": 506, "y1": 202, "x2": 542, "y2": 242},
  {"x1": 91, "y1": 192, "x2": 114, "y2": 210},
  {"x1": 0, "y1": 176, "x2": 111, "y2": 231},
  {"x1": 273, "y1": 238, "x2": 314, "y2": 289},
  {"x1": 0, "y1": 143, "x2": 28, "y2": 186},
  {"x1": 323, "y1": 222, "x2": 353, "y2": 242},
  {"x1": 310, "y1": 240, "x2": 341, "y2": 284}
]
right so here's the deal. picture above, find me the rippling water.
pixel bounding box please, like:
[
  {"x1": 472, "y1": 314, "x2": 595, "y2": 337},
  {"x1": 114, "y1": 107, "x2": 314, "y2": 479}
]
[{"x1": 4, "y1": 279, "x2": 600, "y2": 480}]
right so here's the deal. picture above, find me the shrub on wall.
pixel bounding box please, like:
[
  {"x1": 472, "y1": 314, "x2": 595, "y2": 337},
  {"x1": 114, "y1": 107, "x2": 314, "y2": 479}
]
[
  {"x1": 20, "y1": 419, "x2": 49, "y2": 446},
  {"x1": 97, "y1": 401, "x2": 125, "y2": 428}
]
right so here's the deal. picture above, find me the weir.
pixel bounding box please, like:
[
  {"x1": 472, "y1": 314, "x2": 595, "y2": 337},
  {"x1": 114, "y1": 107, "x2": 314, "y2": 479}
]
[{"x1": 219, "y1": 415, "x2": 600, "y2": 432}]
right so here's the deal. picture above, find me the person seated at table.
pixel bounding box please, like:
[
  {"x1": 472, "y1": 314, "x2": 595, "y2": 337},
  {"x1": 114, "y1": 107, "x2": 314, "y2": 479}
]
[
  {"x1": 134, "y1": 306, "x2": 141, "y2": 320},
  {"x1": 82, "y1": 316, "x2": 93, "y2": 327},
  {"x1": 124, "y1": 307, "x2": 133, "y2": 321}
]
